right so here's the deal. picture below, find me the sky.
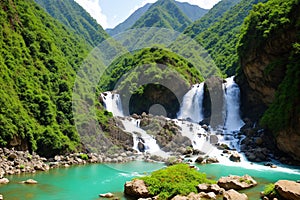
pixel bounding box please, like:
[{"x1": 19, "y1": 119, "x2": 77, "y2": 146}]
[{"x1": 74, "y1": 0, "x2": 221, "y2": 29}]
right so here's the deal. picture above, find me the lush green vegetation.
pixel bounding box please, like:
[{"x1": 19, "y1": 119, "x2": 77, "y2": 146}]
[
  {"x1": 237, "y1": 0, "x2": 300, "y2": 133},
  {"x1": 132, "y1": 0, "x2": 191, "y2": 32},
  {"x1": 140, "y1": 164, "x2": 215, "y2": 199},
  {"x1": 34, "y1": 0, "x2": 108, "y2": 47},
  {"x1": 184, "y1": 0, "x2": 241, "y2": 38},
  {"x1": 0, "y1": 0, "x2": 110, "y2": 157},
  {"x1": 263, "y1": 183, "x2": 276, "y2": 196},
  {"x1": 99, "y1": 46, "x2": 204, "y2": 92},
  {"x1": 187, "y1": 0, "x2": 266, "y2": 76}
]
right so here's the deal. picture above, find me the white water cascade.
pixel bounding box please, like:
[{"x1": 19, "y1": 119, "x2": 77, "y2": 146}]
[
  {"x1": 121, "y1": 118, "x2": 168, "y2": 157},
  {"x1": 101, "y1": 92, "x2": 124, "y2": 117},
  {"x1": 177, "y1": 83, "x2": 204, "y2": 123},
  {"x1": 219, "y1": 76, "x2": 245, "y2": 152},
  {"x1": 224, "y1": 76, "x2": 245, "y2": 132}
]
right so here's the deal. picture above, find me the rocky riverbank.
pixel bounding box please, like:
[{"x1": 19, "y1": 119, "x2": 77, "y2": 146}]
[
  {"x1": 0, "y1": 147, "x2": 168, "y2": 179},
  {"x1": 124, "y1": 172, "x2": 257, "y2": 200}
]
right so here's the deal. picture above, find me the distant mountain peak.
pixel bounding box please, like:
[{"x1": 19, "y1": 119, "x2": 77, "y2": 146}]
[{"x1": 107, "y1": 0, "x2": 208, "y2": 36}]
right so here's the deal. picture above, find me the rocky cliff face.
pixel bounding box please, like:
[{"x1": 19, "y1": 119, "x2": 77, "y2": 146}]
[
  {"x1": 236, "y1": 26, "x2": 296, "y2": 120},
  {"x1": 236, "y1": 0, "x2": 300, "y2": 162}
]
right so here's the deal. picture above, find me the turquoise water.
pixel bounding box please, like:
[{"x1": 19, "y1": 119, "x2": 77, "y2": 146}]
[{"x1": 1, "y1": 161, "x2": 300, "y2": 200}]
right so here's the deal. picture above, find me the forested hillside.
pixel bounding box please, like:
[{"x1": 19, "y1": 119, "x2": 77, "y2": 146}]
[
  {"x1": 0, "y1": 0, "x2": 96, "y2": 157},
  {"x1": 107, "y1": 0, "x2": 207, "y2": 36},
  {"x1": 131, "y1": 0, "x2": 191, "y2": 32},
  {"x1": 184, "y1": 0, "x2": 241, "y2": 38},
  {"x1": 34, "y1": 0, "x2": 108, "y2": 46},
  {"x1": 185, "y1": 0, "x2": 266, "y2": 76},
  {"x1": 237, "y1": 0, "x2": 300, "y2": 161}
]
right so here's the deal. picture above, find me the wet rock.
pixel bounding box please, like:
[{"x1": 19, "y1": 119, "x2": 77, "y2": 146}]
[
  {"x1": 229, "y1": 152, "x2": 241, "y2": 162},
  {"x1": 0, "y1": 178, "x2": 9, "y2": 184},
  {"x1": 99, "y1": 192, "x2": 114, "y2": 198},
  {"x1": 138, "y1": 142, "x2": 145, "y2": 152},
  {"x1": 172, "y1": 192, "x2": 216, "y2": 200},
  {"x1": 197, "y1": 183, "x2": 224, "y2": 195},
  {"x1": 275, "y1": 180, "x2": 300, "y2": 200},
  {"x1": 223, "y1": 189, "x2": 248, "y2": 200},
  {"x1": 217, "y1": 175, "x2": 257, "y2": 190},
  {"x1": 210, "y1": 135, "x2": 219, "y2": 145},
  {"x1": 195, "y1": 156, "x2": 204, "y2": 163},
  {"x1": 124, "y1": 179, "x2": 150, "y2": 198},
  {"x1": 22, "y1": 179, "x2": 38, "y2": 184},
  {"x1": 7, "y1": 153, "x2": 18, "y2": 161},
  {"x1": 206, "y1": 157, "x2": 219, "y2": 164}
]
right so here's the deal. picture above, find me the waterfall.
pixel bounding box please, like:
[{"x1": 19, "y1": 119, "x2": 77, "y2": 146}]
[
  {"x1": 223, "y1": 76, "x2": 245, "y2": 132},
  {"x1": 101, "y1": 92, "x2": 124, "y2": 117},
  {"x1": 177, "y1": 83, "x2": 204, "y2": 123},
  {"x1": 121, "y1": 118, "x2": 168, "y2": 157}
]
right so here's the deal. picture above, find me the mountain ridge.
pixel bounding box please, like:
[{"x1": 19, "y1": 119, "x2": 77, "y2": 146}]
[{"x1": 107, "y1": 0, "x2": 208, "y2": 35}]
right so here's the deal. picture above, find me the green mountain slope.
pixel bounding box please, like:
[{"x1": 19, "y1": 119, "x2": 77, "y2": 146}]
[
  {"x1": 184, "y1": 0, "x2": 241, "y2": 38},
  {"x1": 131, "y1": 0, "x2": 192, "y2": 32},
  {"x1": 190, "y1": 0, "x2": 266, "y2": 76},
  {"x1": 236, "y1": 0, "x2": 300, "y2": 161},
  {"x1": 107, "y1": 1, "x2": 207, "y2": 36},
  {"x1": 175, "y1": 1, "x2": 208, "y2": 22},
  {"x1": 35, "y1": 0, "x2": 109, "y2": 46},
  {"x1": 0, "y1": 0, "x2": 94, "y2": 157}
]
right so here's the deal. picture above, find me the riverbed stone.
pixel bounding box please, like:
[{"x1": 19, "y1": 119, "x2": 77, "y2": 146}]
[
  {"x1": 124, "y1": 179, "x2": 150, "y2": 198},
  {"x1": 229, "y1": 152, "x2": 241, "y2": 162},
  {"x1": 223, "y1": 189, "x2": 248, "y2": 200},
  {"x1": 22, "y1": 179, "x2": 38, "y2": 184},
  {"x1": 275, "y1": 180, "x2": 300, "y2": 200},
  {"x1": 217, "y1": 175, "x2": 257, "y2": 190},
  {"x1": 197, "y1": 183, "x2": 224, "y2": 195},
  {"x1": 0, "y1": 178, "x2": 9, "y2": 184},
  {"x1": 99, "y1": 192, "x2": 114, "y2": 198}
]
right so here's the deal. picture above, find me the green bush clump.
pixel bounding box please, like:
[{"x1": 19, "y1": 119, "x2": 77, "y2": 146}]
[
  {"x1": 139, "y1": 164, "x2": 215, "y2": 199},
  {"x1": 79, "y1": 153, "x2": 88, "y2": 160},
  {"x1": 263, "y1": 183, "x2": 276, "y2": 196}
]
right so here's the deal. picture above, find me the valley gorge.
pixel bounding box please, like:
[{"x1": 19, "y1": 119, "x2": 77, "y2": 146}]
[{"x1": 0, "y1": 0, "x2": 300, "y2": 199}]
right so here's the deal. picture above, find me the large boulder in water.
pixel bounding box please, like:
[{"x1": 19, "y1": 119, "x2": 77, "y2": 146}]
[
  {"x1": 223, "y1": 189, "x2": 248, "y2": 200},
  {"x1": 124, "y1": 179, "x2": 150, "y2": 198},
  {"x1": 229, "y1": 152, "x2": 241, "y2": 162},
  {"x1": 138, "y1": 142, "x2": 145, "y2": 152},
  {"x1": 217, "y1": 175, "x2": 257, "y2": 190},
  {"x1": 275, "y1": 180, "x2": 300, "y2": 200}
]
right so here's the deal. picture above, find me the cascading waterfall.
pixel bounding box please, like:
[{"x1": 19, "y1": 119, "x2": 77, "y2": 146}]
[
  {"x1": 100, "y1": 77, "x2": 245, "y2": 162},
  {"x1": 177, "y1": 83, "x2": 204, "y2": 123},
  {"x1": 224, "y1": 76, "x2": 245, "y2": 132},
  {"x1": 101, "y1": 92, "x2": 124, "y2": 117}
]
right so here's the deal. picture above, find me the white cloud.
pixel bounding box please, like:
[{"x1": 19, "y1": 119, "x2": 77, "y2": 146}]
[
  {"x1": 128, "y1": 0, "x2": 157, "y2": 18},
  {"x1": 74, "y1": 0, "x2": 108, "y2": 29},
  {"x1": 176, "y1": 0, "x2": 221, "y2": 9}
]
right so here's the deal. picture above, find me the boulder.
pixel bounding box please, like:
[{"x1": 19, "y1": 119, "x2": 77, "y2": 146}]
[
  {"x1": 217, "y1": 175, "x2": 257, "y2": 190},
  {"x1": 275, "y1": 180, "x2": 300, "y2": 200},
  {"x1": 22, "y1": 179, "x2": 38, "y2": 184},
  {"x1": 0, "y1": 194, "x2": 2, "y2": 200},
  {"x1": 124, "y1": 179, "x2": 150, "y2": 198},
  {"x1": 229, "y1": 152, "x2": 241, "y2": 162},
  {"x1": 172, "y1": 192, "x2": 216, "y2": 200},
  {"x1": 195, "y1": 156, "x2": 204, "y2": 163},
  {"x1": 0, "y1": 178, "x2": 9, "y2": 184},
  {"x1": 210, "y1": 135, "x2": 219, "y2": 145},
  {"x1": 7, "y1": 153, "x2": 18, "y2": 161},
  {"x1": 223, "y1": 189, "x2": 248, "y2": 200},
  {"x1": 99, "y1": 192, "x2": 114, "y2": 198},
  {"x1": 138, "y1": 142, "x2": 145, "y2": 152},
  {"x1": 197, "y1": 183, "x2": 224, "y2": 195},
  {"x1": 206, "y1": 157, "x2": 219, "y2": 164}
]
